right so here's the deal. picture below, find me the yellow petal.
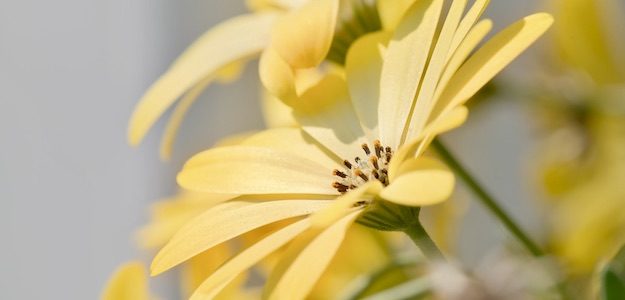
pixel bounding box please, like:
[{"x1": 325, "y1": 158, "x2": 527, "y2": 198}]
[
  {"x1": 271, "y1": 0, "x2": 339, "y2": 68},
  {"x1": 432, "y1": 13, "x2": 553, "y2": 120},
  {"x1": 189, "y1": 219, "x2": 310, "y2": 300},
  {"x1": 182, "y1": 245, "x2": 233, "y2": 297},
  {"x1": 137, "y1": 193, "x2": 236, "y2": 249},
  {"x1": 293, "y1": 74, "x2": 367, "y2": 161},
  {"x1": 423, "y1": 105, "x2": 469, "y2": 137},
  {"x1": 158, "y1": 76, "x2": 213, "y2": 160},
  {"x1": 214, "y1": 60, "x2": 247, "y2": 84},
  {"x1": 310, "y1": 181, "x2": 383, "y2": 227},
  {"x1": 406, "y1": 0, "x2": 467, "y2": 140},
  {"x1": 431, "y1": 19, "x2": 493, "y2": 117},
  {"x1": 101, "y1": 262, "x2": 149, "y2": 300},
  {"x1": 240, "y1": 127, "x2": 341, "y2": 170},
  {"x1": 264, "y1": 210, "x2": 361, "y2": 300},
  {"x1": 377, "y1": 0, "x2": 417, "y2": 30},
  {"x1": 345, "y1": 31, "x2": 391, "y2": 138},
  {"x1": 178, "y1": 146, "x2": 338, "y2": 195},
  {"x1": 128, "y1": 12, "x2": 277, "y2": 146},
  {"x1": 446, "y1": 0, "x2": 490, "y2": 63},
  {"x1": 259, "y1": 47, "x2": 297, "y2": 104},
  {"x1": 261, "y1": 91, "x2": 298, "y2": 128},
  {"x1": 151, "y1": 199, "x2": 330, "y2": 275},
  {"x1": 381, "y1": 157, "x2": 455, "y2": 206},
  {"x1": 378, "y1": 0, "x2": 444, "y2": 149}
]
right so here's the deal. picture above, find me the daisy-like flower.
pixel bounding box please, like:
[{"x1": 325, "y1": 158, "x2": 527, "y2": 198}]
[
  {"x1": 149, "y1": 0, "x2": 552, "y2": 298},
  {"x1": 127, "y1": 0, "x2": 416, "y2": 159}
]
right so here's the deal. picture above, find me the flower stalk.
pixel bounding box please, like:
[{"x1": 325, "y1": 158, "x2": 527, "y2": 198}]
[
  {"x1": 431, "y1": 138, "x2": 545, "y2": 257},
  {"x1": 404, "y1": 221, "x2": 444, "y2": 260}
]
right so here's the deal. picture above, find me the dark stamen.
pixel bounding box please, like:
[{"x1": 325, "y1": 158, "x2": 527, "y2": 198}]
[
  {"x1": 343, "y1": 160, "x2": 352, "y2": 169},
  {"x1": 333, "y1": 182, "x2": 349, "y2": 189},
  {"x1": 372, "y1": 169, "x2": 379, "y2": 179},
  {"x1": 370, "y1": 156, "x2": 379, "y2": 169},
  {"x1": 333, "y1": 169, "x2": 347, "y2": 178},
  {"x1": 355, "y1": 169, "x2": 369, "y2": 181},
  {"x1": 361, "y1": 143, "x2": 371, "y2": 155},
  {"x1": 374, "y1": 140, "x2": 382, "y2": 158}
]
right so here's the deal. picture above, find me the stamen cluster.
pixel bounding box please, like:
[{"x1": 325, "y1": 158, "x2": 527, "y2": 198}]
[{"x1": 332, "y1": 140, "x2": 393, "y2": 194}]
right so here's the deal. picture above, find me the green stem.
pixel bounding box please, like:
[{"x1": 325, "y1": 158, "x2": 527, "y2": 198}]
[
  {"x1": 404, "y1": 221, "x2": 444, "y2": 260},
  {"x1": 431, "y1": 138, "x2": 545, "y2": 257}
]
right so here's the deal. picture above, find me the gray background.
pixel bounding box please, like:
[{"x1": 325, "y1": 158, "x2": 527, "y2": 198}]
[{"x1": 0, "y1": 0, "x2": 542, "y2": 299}]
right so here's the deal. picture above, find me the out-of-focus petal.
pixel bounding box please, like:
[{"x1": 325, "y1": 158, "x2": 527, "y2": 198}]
[
  {"x1": 377, "y1": 0, "x2": 417, "y2": 30},
  {"x1": 188, "y1": 220, "x2": 310, "y2": 300},
  {"x1": 259, "y1": 47, "x2": 297, "y2": 104},
  {"x1": 101, "y1": 262, "x2": 149, "y2": 300},
  {"x1": 151, "y1": 200, "x2": 330, "y2": 275},
  {"x1": 264, "y1": 210, "x2": 362, "y2": 300},
  {"x1": 128, "y1": 12, "x2": 277, "y2": 146},
  {"x1": 261, "y1": 91, "x2": 298, "y2": 128},
  {"x1": 178, "y1": 146, "x2": 338, "y2": 195},
  {"x1": 271, "y1": 0, "x2": 339, "y2": 68},
  {"x1": 381, "y1": 157, "x2": 454, "y2": 206}
]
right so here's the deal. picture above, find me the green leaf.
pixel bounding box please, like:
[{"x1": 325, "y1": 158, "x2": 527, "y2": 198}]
[{"x1": 601, "y1": 243, "x2": 625, "y2": 300}]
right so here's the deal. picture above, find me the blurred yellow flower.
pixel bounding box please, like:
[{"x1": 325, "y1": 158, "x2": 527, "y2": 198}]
[
  {"x1": 101, "y1": 262, "x2": 150, "y2": 300},
  {"x1": 147, "y1": 1, "x2": 552, "y2": 298},
  {"x1": 536, "y1": 0, "x2": 625, "y2": 276}
]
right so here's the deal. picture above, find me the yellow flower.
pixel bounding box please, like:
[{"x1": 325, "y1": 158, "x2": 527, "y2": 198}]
[
  {"x1": 148, "y1": 1, "x2": 552, "y2": 298},
  {"x1": 127, "y1": 0, "x2": 417, "y2": 160}
]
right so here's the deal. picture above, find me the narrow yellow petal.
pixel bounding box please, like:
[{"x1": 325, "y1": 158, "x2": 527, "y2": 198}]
[
  {"x1": 447, "y1": 0, "x2": 490, "y2": 61},
  {"x1": 240, "y1": 127, "x2": 341, "y2": 170},
  {"x1": 264, "y1": 211, "x2": 362, "y2": 300},
  {"x1": 345, "y1": 31, "x2": 392, "y2": 138},
  {"x1": 151, "y1": 199, "x2": 330, "y2": 275},
  {"x1": 128, "y1": 12, "x2": 277, "y2": 146},
  {"x1": 431, "y1": 19, "x2": 493, "y2": 115},
  {"x1": 189, "y1": 219, "x2": 310, "y2": 300},
  {"x1": 259, "y1": 47, "x2": 297, "y2": 104},
  {"x1": 381, "y1": 157, "x2": 455, "y2": 206},
  {"x1": 378, "y1": 0, "x2": 444, "y2": 149},
  {"x1": 432, "y1": 13, "x2": 553, "y2": 121},
  {"x1": 310, "y1": 181, "x2": 383, "y2": 227},
  {"x1": 271, "y1": 0, "x2": 339, "y2": 68},
  {"x1": 293, "y1": 74, "x2": 368, "y2": 161},
  {"x1": 406, "y1": 0, "x2": 467, "y2": 140},
  {"x1": 159, "y1": 76, "x2": 213, "y2": 160},
  {"x1": 178, "y1": 146, "x2": 338, "y2": 195},
  {"x1": 101, "y1": 262, "x2": 149, "y2": 300}
]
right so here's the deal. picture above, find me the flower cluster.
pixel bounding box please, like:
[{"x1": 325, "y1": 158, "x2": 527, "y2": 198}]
[{"x1": 101, "y1": 0, "x2": 625, "y2": 299}]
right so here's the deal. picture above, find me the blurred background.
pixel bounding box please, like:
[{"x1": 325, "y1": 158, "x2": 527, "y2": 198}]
[{"x1": 0, "y1": 0, "x2": 551, "y2": 299}]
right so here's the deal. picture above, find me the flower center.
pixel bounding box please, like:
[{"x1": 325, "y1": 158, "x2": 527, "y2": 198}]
[{"x1": 332, "y1": 140, "x2": 393, "y2": 194}]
